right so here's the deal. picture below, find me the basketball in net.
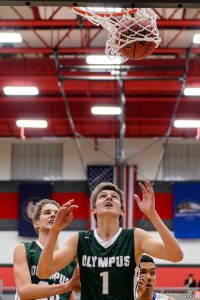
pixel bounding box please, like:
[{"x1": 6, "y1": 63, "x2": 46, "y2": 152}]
[
  {"x1": 69, "y1": 7, "x2": 161, "y2": 62},
  {"x1": 118, "y1": 18, "x2": 157, "y2": 60}
]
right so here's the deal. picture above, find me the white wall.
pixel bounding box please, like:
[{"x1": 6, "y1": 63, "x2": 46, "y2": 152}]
[
  {"x1": 1, "y1": 231, "x2": 74, "y2": 265},
  {"x1": 2, "y1": 138, "x2": 162, "y2": 181},
  {"x1": 150, "y1": 231, "x2": 200, "y2": 265},
  {"x1": 63, "y1": 137, "x2": 163, "y2": 180},
  {"x1": 0, "y1": 141, "x2": 12, "y2": 180},
  {"x1": 1, "y1": 230, "x2": 199, "y2": 265},
  {"x1": 2, "y1": 137, "x2": 200, "y2": 181}
]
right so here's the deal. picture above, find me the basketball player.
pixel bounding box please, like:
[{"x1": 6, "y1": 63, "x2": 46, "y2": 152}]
[
  {"x1": 37, "y1": 180, "x2": 183, "y2": 300},
  {"x1": 13, "y1": 199, "x2": 80, "y2": 300},
  {"x1": 138, "y1": 255, "x2": 175, "y2": 300}
]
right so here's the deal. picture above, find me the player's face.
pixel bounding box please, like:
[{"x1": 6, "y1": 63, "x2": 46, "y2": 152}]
[
  {"x1": 139, "y1": 262, "x2": 156, "y2": 293},
  {"x1": 93, "y1": 189, "x2": 124, "y2": 219},
  {"x1": 34, "y1": 203, "x2": 59, "y2": 232}
]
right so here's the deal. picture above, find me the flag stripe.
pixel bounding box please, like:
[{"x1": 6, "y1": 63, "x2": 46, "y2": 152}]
[
  {"x1": 128, "y1": 166, "x2": 134, "y2": 229},
  {"x1": 123, "y1": 166, "x2": 127, "y2": 228},
  {"x1": 87, "y1": 165, "x2": 137, "y2": 229}
]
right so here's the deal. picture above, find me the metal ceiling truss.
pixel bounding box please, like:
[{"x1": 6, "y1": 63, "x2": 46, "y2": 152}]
[
  {"x1": 1, "y1": 19, "x2": 200, "y2": 29},
  {"x1": 0, "y1": 4, "x2": 199, "y2": 139},
  {"x1": 1, "y1": 48, "x2": 200, "y2": 55},
  {"x1": 0, "y1": 0, "x2": 200, "y2": 8}
]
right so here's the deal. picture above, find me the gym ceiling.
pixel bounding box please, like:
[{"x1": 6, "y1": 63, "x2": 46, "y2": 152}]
[{"x1": 0, "y1": 1, "x2": 200, "y2": 139}]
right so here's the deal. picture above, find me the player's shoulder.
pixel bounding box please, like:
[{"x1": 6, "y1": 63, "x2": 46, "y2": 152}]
[
  {"x1": 14, "y1": 242, "x2": 25, "y2": 254},
  {"x1": 78, "y1": 230, "x2": 93, "y2": 239},
  {"x1": 14, "y1": 241, "x2": 32, "y2": 251},
  {"x1": 64, "y1": 231, "x2": 79, "y2": 246},
  {"x1": 134, "y1": 227, "x2": 151, "y2": 236},
  {"x1": 13, "y1": 241, "x2": 31, "y2": 260},
  {"x1": 120, "y1": 228, "x2": 135, "y2": 238}
]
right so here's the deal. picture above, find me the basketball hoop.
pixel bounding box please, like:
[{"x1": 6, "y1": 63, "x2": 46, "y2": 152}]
[{"x1": 68, "y1": 7, "x2": 161, "y2": 61}]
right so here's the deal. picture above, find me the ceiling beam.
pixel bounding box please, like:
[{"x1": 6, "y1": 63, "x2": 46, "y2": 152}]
[
  {"x1": 0, "y1": 118, "x2": 177, "y2": 124},
  {"x1": 0, "y1": 116, "x2": 187, "y2": 122},
  {"x1": 0, "y1": 47, "x2": 104, "y2": 54},
  {"x1": 0, "y1": 47, "x2": 199, "y2": 55},
  {"x1": 0, "y1": 96, "x2": 198, "y2": 103},
  {"x1": 1, "y1": 19, "x2": 200, "y2": 29},
  {"x1": 0, "y1": 0, "x2": 200, "y2": 8}
]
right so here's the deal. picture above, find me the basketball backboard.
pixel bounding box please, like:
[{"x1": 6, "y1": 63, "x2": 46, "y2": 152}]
[{"x1": 0, "y1": 0, "x2": 200, "y2": 7}]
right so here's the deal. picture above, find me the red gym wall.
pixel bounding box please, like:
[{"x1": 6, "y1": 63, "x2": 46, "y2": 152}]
[
  {"x1": 0, "y1": 180, "x2": 174, "y2": 231},
  {"x1": 156, "y1": 267, "x2": 200, "y2": 287},
  {"x1": 1, "y1": 266, "x2": 200, "y2": 288}
]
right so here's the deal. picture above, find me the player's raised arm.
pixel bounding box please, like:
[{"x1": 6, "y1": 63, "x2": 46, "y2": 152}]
[
  {"x1": 134, "y1": 180, "x2": 183, "y2": 262},
  {"x1": 14, "y1": 243, "x2": 80, "y2": 299},
  {"x1": 37, "y1": 199, "x2": 78, "y2": 278}
]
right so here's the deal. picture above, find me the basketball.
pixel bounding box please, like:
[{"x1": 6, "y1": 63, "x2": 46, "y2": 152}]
[{"x1": 119, "y1": 19, "x2": 156, "y2": 60}]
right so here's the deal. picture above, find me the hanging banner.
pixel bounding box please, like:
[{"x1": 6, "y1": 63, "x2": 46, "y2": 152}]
[
  {"x1": 18, "y1": 183, "x2": 52, "y2": 237},
  {"x1": 173, "y1": 182, "x2": 200, "y2": 238}
]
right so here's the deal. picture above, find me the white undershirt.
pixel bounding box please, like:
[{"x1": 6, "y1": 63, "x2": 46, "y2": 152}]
[
  {"x1": 94, "y1": 227, "x2": 123, "y2": 248},
  {"x1": 36, "y1": 240, "x2": 43, "y2": 249}
]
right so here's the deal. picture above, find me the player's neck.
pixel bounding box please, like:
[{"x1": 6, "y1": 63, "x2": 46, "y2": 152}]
[
  {"x1": 38, "y1": 230, "x2": 59, "y2": 250},
  {"x1": 96, "y1": 218, "x2": 120, "y2": 241}
]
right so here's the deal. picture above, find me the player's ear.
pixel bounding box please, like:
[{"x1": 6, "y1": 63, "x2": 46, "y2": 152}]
[
  {"x1": 91, "y1": 208, "x2": 96, "y2": 215},
  {"x1": 120, "y1": 208, "x2": 125, "y2": 216},
  {"x1": 119, "y1": 209, "x2": 125, "y2": 222},
  {"x1": 91, "y1": 208, "x2": 97, "y2": 221},
  {"x1": 33, "y1": 220, "x2": 39, "y2": 231}
]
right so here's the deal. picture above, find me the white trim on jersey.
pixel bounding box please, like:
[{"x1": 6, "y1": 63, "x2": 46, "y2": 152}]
[
  {"x1": 36, "y1": 240, "x2": 43, "y2": 249},
  {"x1": 94, "y1": 227, "x2": 123, "y2": 248}
]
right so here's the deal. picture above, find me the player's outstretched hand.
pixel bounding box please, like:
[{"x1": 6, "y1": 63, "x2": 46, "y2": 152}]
[
  {"x1": 134, "y1": 180, "x2": 155, "y2": 217},
  {"x1": 52, "y1": 199, "x2": 78, "y2": 231}
]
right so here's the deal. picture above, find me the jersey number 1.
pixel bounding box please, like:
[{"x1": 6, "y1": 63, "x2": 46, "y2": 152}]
[{"x1": 100, "y1": 271, "x2": 109, "y2": 295}]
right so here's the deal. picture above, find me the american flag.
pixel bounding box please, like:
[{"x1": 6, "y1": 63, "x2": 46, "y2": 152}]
[
  {"x1": 87, "y1": 165, "x2": 137, "y2": 229},
  {"x1": 87, "y1": 165, "x2": 114, "y2": 193}
]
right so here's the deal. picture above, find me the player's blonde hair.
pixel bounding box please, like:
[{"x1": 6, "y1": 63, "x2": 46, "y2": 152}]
[{"x1": 90, "y1": 182, "x2": 124, "y2": 209}]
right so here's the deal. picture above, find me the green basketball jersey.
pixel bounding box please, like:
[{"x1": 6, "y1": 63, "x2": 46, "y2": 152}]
[
  {"x1": 20, "y1": 241, "x2": 76, "y2": 300},
  {"x1": 78, "y1": 228, "x2": 139, "y2": 300}
]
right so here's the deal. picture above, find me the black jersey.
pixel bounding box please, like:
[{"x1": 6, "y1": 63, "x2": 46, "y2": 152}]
[{"x1": 78, "y1": 228, "x2": 139, "y2": 300}]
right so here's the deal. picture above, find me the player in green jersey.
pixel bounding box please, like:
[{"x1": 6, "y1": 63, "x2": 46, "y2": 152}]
[
  {"x1": 37, "y1": 180, "x2": 183, "y2": 300},
  {"x1": 13, "y1": 199, "x2": 80, "y2": 300}
]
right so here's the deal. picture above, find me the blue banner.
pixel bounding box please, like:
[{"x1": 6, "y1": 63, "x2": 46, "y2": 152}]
[
  {"x1": 173, "y1": 182, "x2": 200, "y2": 238},
  {"x1": 18, "y1": 183, "x2": 52, "y2": 237}
]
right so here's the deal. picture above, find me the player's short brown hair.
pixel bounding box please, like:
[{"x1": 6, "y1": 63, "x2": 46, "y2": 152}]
[
  {"x1": 90, "y1": 182, "x2": 124, "y2": 209},
  {"x1": 32, "y1": 199, "x2": 60, "y2": 221}
]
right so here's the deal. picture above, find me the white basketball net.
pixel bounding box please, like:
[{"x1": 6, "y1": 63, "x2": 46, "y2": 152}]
[{"x1": 70, "y1": 7, "x2": 161, "y2": 62}]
